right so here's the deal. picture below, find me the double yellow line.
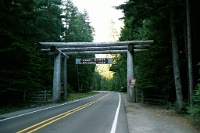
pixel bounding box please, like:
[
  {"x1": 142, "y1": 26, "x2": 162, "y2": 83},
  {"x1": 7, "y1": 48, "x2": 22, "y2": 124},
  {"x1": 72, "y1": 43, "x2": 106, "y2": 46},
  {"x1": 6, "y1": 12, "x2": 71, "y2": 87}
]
[{"x1": 17, "y1": 93, "x2": 109, "y2": 133}]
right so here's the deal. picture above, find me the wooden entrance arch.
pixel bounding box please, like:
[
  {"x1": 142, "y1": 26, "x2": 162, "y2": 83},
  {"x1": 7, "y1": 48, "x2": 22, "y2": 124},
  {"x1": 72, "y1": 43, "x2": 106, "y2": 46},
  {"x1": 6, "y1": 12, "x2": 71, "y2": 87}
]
[{"x1": 40, "y1": 40, "x2": 153, "y2": 103}]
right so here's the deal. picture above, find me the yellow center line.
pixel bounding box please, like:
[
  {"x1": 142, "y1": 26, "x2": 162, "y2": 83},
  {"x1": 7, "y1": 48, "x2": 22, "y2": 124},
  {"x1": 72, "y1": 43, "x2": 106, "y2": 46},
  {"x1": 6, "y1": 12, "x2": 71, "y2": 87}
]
[{"x1": 17, "y1": 93, "x2": 109, "y2": 133}]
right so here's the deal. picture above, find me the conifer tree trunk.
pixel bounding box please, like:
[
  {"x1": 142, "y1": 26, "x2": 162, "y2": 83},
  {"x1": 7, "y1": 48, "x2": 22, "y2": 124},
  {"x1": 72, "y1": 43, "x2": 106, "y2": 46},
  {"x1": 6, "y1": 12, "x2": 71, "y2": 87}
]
[
  {"x1": 170, "y1": 1, "x2": 183, "y2": 111},
  {"x1": 186, "y1": 0, "x2": 193, "y2": 107}
]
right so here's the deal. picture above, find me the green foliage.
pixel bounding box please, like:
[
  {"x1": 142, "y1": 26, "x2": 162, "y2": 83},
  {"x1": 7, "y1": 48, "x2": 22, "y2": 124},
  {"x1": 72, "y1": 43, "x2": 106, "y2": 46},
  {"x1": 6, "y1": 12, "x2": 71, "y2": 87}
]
[
  {"x1": 188, "y1": 83, "x2": 200, "y2": 119},
  {"x1": 63, "y1": 0, "x2": 94, "y2": 42},
  {"x1": 92, "y1": 71, "x2": 102, "y2": 90},
  {"x1": 1, "y1": 43, "x2": 40, "y2": 91},
  {"x1": 112, "y1": 0, "x2": 174, "y2": 94},
  {"x1": 0, "y1": 0, "x2": 62, "y2": 104},
  {"x1": 109, "y1": 54, "x2": 127, "y2": 92},
  {"x1": 115, "y1": 0, "x2": 200, "y2": 113},
  {"x1": 63, "y1": 0, "x2": 95, "y2": 92},
  {"x1": 0, "y1": 0, "x2": 95, "y2": 104},
  {"x1": 67, "y1": 84, "x2": 73, "y2": 93}
]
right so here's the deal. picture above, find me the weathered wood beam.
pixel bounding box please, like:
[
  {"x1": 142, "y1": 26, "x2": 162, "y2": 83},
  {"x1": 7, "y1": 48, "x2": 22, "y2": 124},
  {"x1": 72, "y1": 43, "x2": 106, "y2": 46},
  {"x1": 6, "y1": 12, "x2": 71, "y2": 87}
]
[
  {"x1": 39, "y1": 40, "x2": 153, "y2": 48},
  {"x1": 60, "y1": 49, "x2": 148, "y2": 55},
  {"x1": 134, "y1": 44, "x2": 150, "y2": 49},
  {"x1": 41, "y1": 45, "x2": 150, "y2": 52},
  {"x1": 64, "y1": 50, "x2": 127, "y2": 55},
  {"x1": 61, "y1": 46, "x2": 128, "y2": 51},
  {"x1": 42, "y1": 46, "x2": 128, "y2": 52}
]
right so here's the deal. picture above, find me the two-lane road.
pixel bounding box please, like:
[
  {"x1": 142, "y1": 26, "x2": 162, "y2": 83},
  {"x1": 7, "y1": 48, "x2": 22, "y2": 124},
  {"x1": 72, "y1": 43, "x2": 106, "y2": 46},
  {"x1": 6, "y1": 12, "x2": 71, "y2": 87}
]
[{"x1": 0, "y1": 92, "x2": 128, "y2": 133}]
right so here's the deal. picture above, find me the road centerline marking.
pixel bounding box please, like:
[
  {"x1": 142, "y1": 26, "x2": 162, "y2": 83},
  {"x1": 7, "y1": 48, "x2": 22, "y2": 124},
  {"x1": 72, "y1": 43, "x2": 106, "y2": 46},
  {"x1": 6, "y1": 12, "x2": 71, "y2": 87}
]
[
  {"x1": 0, "y1": 93, "x2": 102, "y2": 123},
  {"x1": 17, "y1": 93, "x2": 109, "y2": 133}
]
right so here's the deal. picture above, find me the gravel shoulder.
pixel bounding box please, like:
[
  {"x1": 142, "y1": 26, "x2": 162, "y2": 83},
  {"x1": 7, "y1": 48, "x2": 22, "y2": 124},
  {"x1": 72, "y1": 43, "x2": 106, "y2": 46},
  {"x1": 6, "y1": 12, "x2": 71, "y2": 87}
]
[{"x1": 123, "y1": 94, "x2": 200, "y2": 133}]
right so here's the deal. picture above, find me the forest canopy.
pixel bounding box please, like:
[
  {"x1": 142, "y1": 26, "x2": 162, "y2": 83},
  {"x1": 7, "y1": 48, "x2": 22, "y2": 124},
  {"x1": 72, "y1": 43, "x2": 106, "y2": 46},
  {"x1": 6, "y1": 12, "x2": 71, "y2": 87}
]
[
  {"x1": 0, "y1": 0, "x2": 95, "y2": 103},
  {"x1": 109, "y1": 0, "x2": 200, "y2": 117}
]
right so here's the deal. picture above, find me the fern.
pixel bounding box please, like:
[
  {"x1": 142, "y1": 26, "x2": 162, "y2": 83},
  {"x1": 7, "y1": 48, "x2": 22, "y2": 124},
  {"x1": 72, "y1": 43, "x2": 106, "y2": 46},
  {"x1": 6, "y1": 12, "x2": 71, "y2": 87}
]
[{"x1": 188, "y1": 84, "x2": 200, "y2": 120}]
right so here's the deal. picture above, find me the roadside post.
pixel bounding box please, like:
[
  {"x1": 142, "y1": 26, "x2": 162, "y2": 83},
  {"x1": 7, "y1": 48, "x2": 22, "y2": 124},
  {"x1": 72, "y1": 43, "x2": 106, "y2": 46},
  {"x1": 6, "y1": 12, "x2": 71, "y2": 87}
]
[
  {"x1": 52, "y1": 52, "x2": 61, "y2": 102},
  {"x1": 127, "y1": 44, "x2": 135, "y2": 102}
]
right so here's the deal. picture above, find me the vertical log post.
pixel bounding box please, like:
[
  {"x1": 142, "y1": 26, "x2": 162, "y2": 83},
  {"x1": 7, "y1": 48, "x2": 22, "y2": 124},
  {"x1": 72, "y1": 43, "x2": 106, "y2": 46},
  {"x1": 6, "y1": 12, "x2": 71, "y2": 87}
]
[
  {"x1": 23, "y1": 89, "x2": 26, "y2": 102},
  {"x1": 127, "y1": 44, "x2": 136, "y2": 102},
  {"x1": 44, "y1": 90, "x2": 47, "y2": 102},
  {"x1": 52, "y1": 53, "x2": 61, "y2": 103},
  {"x1": 61, "y1": 57, "x2": 64, "y2": 101},
  {"x1": 141, "y1": 91, "x2": 144, "y2": 103},
  {"x1": 63, "y1": 56, "x2": 67, "y2": 101}
]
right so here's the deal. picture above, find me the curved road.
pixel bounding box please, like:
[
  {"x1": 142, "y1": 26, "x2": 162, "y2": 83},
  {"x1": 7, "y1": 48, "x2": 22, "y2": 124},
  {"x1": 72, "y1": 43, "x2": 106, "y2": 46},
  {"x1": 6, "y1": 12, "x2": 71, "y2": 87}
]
[{"x1": 0, "y1": 92, "x2": 128, "y2": 133}]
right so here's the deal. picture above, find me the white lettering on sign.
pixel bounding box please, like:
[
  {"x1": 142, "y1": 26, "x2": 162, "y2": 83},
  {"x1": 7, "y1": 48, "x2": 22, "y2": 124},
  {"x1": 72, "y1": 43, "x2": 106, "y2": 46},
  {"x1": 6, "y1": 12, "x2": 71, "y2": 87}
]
[{"x1": 76, "y1": 58, "x2": 113, "y2": 64}]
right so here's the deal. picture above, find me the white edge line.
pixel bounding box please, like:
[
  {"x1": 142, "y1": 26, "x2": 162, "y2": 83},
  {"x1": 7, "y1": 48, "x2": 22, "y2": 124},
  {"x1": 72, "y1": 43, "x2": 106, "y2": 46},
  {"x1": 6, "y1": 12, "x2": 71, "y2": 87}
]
[
  {"x1": 110, "y1": 93, "x2": 121, "y2": 133},
  {"x1": 0, "y1": 93, "x2": 102, "y2": 122}
]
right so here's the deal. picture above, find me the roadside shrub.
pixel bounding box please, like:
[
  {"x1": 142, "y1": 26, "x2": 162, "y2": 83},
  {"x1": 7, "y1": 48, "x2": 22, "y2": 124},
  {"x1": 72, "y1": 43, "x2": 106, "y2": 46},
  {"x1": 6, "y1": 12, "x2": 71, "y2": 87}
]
[
  {"x1": 67, "y1": 84, "x2": 73, "y2": 93},
  {"x1": 188, "y1": 84, "x2": 200, "y2": 120}
]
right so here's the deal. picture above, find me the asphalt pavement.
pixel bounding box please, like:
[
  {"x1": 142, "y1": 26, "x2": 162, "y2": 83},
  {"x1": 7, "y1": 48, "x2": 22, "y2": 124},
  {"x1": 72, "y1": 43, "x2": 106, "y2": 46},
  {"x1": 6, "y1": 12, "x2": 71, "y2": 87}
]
[{"x1": 0, "y1": 92, "x2": 128, "y2": 133}]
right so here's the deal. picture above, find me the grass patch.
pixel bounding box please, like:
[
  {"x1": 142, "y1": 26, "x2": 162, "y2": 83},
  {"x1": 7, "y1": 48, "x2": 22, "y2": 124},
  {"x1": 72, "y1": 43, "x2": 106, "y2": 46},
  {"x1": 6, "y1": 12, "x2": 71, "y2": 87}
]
[{"x1": 67, "y1": 91, "x2": 99, "y2": 101}]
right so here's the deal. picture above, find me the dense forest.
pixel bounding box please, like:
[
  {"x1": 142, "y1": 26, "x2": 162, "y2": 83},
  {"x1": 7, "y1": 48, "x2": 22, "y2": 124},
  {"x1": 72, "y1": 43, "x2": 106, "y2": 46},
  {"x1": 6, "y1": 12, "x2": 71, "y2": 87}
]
[
  {"x1": 0, "y1": 0, "x2": 95, "y2": 103},
  {"x1": 0, "y1": 0, "x2": 200, "y2": 119},
  {"x1": 109, "y1": 0, "x2": 200, "y2": 118}
]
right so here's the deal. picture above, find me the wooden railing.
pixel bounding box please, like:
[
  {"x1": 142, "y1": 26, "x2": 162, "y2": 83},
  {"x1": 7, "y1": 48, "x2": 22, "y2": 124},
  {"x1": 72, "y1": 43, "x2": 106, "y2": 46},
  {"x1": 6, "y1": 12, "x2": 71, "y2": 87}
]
[
  {"x1": 25, "y1": 90, "x2": 52, "y2": 102},
  {"x1": 136, "y1": 91, "x2": 168, "y2": 105}
]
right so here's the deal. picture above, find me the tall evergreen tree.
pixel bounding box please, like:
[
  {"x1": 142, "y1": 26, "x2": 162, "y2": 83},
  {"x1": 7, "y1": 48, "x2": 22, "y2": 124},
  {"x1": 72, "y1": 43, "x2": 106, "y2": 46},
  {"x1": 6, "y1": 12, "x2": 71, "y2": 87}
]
[
  {"x1": 115, "y1": 0, "x2": 200, "y2": 111},
  {"x1": 170, "y1": 0, "x2": 183, "y2": 111},
  {"x1": 186, "y1": 0, "x2": 193, "y2": 107},
  {"x1": 62, "y1": 0, "x2": 95, "y2": 92},
  {"x1": 0, "y1": 0, "x2": 63, "y2": 103}
]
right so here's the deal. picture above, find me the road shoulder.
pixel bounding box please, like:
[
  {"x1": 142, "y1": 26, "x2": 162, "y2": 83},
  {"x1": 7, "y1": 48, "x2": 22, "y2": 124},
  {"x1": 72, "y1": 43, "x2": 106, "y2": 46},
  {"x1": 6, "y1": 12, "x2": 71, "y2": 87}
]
[
  {"x1": 116, "y1": 93, "x2": 129, "y2": 133},
  {"x1": 123, "y1": 94, "x2": 200, "y2": 133}
]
